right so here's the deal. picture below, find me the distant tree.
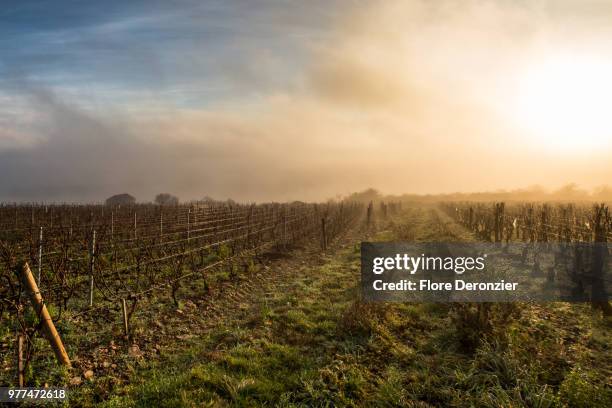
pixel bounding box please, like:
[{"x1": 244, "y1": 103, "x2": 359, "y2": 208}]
[
  {"x1": 551, "y1": 183, "x2": 588, "y2": 201},
  {"x1": 105, "y1": 193, "x2": 136, "y2": 206},
  {"x1": 155, "y1": 193, "x2": 179, "y2": 206},
  {"x1": 594, "y1": 185, "x2": 612, "y2": 201},
  {"x1": 345, "y1": 188, "x2": 382, "y2": 204}
]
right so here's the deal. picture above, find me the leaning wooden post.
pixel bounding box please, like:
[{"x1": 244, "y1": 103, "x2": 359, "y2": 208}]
[
  {"x1": 18, "y1": 263, "x2": 71, "y2": 367},
  {"x1": 121, "y1": 298, "x2": 129, "y2": 339}
]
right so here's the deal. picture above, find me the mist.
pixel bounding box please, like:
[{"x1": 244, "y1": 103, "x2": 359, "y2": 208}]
[{"x1": 1, "y1": 0, "x2": 611, "y2": 203}]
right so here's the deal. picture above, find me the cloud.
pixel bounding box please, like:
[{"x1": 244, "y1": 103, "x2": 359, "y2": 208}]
[{"x1": 1, "y1": 0, "x2": 612, "y2": 202}]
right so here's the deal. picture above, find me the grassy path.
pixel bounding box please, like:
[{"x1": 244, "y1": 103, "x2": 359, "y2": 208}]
[{"x1": 69, "y1": 206, "x2": 610, "y2": 407}]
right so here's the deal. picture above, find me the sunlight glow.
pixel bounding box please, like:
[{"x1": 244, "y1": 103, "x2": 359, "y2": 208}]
[{"x1": 512, "y1": 55, "x2": 612, "y2": 151}]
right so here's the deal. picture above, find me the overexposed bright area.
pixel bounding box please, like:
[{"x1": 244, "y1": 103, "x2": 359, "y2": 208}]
[{"x1": 510, "y1": 54, "x2": 612, "y2": 152}]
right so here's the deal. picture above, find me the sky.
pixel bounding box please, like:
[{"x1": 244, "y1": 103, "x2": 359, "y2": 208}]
[{"x1": 1, "y1": 0, "x2": 611, "y2": 203}]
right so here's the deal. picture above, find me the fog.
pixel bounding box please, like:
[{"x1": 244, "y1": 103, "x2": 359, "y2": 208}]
[{"x1": 1, "y1": 0, "x2": 611, "y2": 203}]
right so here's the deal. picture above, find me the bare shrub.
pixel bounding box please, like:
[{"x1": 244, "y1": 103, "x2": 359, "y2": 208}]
[
  {"x1": 339, "y1": 299, "x2": 388, "y2": 336},
  {"x1": 450, "y1": 303, "x2": 521, "y2": 352}
]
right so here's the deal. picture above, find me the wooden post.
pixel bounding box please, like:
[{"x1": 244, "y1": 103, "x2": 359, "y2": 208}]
[
  {"x1": 591, "y1": 204, "x2": 611, "y2": 315},
  {"x1": 89, "y1": 230, "x2": 96, "y2": 307},
  {"x1": 469, "y1": 207, "x2": 474, "y2": 230},
  {"x1": 17, "y1": 333, "x2": 24, "y2": 386},
  {"x1": 495, "y1": 203, "x2": 502, "y2": 243},
  {"x1": 246, "y1": 208, "x2": 252, "y2": 249},
  {"x1": 321, "y1": 218, "x2": 327, "y2": 250},
  {"x1": 134, "y1": 211, "x2": 137, "y2": 240},
  {"x1": 37, "y1": 226, "x2": 43, "y2": 285},
  {"x1": 121, "y1": 299, "x2": 129, "y2": 339},
  {"x1": 159, "y1": 210, "x2": 163, "y2": 242},
  {"x1": 18, "y1": 263, "x2": 71, "y2": 367},
  {"x1": 187, "y1": 208, "x2": 191, "y2": 241},
  {"x1": 283, "y1": 211, "x2": 288, "y2": 249}
]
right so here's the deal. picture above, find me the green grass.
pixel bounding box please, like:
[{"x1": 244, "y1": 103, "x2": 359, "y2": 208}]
[{"x1": 4, "y1": 208, "x2": 611, "y2": 407}]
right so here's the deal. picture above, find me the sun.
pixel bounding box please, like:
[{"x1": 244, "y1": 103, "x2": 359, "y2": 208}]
[{"x1": 512, "y1": 55, "x2": 612, "y2": 151}]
